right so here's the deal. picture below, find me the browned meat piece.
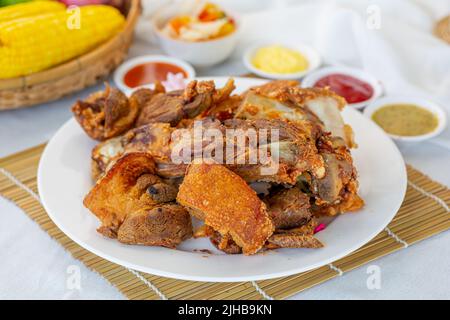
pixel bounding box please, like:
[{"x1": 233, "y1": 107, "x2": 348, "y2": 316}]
[
  {"x1": 236, "y1": 87, "x2": 355, "y2": 148},
  {"x1": 210, "y1": 231, "x2": 242, "y2": 254},
  {"x1": 177, "y1": 163, "x2": 274, "y2": 255},
  {"x1": 136, "y1": 91, "x2": 185, "y2": 126},
  {"x1": 248, "y1": 80, "x2": 300, "y2": 97},
  {"x1": 205, "y1": 94, "x2": 243, "y2": 121},
  {"x1": 90, "y1": 123, "x2": 174, "y2": 180},
  {"x1": 72, "y1": 85, "x2": 139, "y2": 141},
  {"x1": 91, "y1": 116, "x2": 326, "y2": 185},
  {"x1": 84, "y1": 152, "x2": 184, "y2": 242},
  {"x1": 266, "y1": 218, "x2": 323, "y2": 249},
  {"x1": 212, "y1": 78, "x2": 236, "y2": 104},
  {"x1": 311, "y1": 135, "x2": 364, "y2": 215},
  {"x1": 84, "y1": 153, "x2": 158, "y2": 237},
  {"x1": 267, "y1": 233, "x2": 323, "y2": 249},
  {"x1": 135, "y1": 174, "x2": 178, "y2": 203},
  {"x1": 136, "y1": 80, "x2": 226, "y2": 127},
  {"x1": 117, "y1": 204, "x2": 193, "y2": 248},
  {"x1": 128, "y1": 83, "x2": 165, "y2": 111},
  {"x1": 265, "y1": 187, "x2": 312, "y2": 229},
  {"x1": 182, "y1": 80, "x2": 214, "y2": 118},
  {"x1": 281, "y1": 218, "x2": 318, "y2": 236},
  {"x1": 223, "y1": 118, "x2": 325, "y2": 183}
]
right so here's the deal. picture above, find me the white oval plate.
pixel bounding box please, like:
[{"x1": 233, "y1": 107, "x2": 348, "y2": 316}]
[{"x1": 38, "y1": 77, "x2": 406, "y2": 282}]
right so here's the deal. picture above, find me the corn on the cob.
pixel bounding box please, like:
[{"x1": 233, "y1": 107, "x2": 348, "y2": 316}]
[
  {"x1": 0, "y1": 5, "x2": 125, "y2": 79},
  {"x1": 0, "y1": 0, "x2": 65, "y2": 24}
]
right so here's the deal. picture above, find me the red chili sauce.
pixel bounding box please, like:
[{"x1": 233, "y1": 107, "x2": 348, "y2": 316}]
[
  {"x1": 124, "y1": 62, "x2": 188, "y2": 88},
  {"x1": 314, "y1": 73, "x2": 374, "y2": 104}
]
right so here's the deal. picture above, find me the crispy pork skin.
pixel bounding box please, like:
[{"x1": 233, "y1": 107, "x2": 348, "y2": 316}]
[
  {"x1": 84, "y1": 152, "x2": 186, "y2": 244},
  {"x1": 84, "y1": 153, "x2": 158, "y2": 237},
  {"x1": 177, "y1": 163, "x2": 274, "y2": 255}
]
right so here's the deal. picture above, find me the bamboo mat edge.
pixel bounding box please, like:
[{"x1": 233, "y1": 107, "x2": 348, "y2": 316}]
[{"x1": 0, "y1": 144, "x2": 449, "y2": 300}]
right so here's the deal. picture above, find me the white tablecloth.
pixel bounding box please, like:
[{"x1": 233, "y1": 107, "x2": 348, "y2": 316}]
[{"x1": 1, "y1": 0, "x2": 449, "y2": 299}]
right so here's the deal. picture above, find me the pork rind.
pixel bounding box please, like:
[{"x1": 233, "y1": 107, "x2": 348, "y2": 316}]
[
  {"x1": 177, "y1": 163, "x2": 275, "y2": 255},
  {"x1": 84, "y1": 152, "x2": 158, "y2": 237}
]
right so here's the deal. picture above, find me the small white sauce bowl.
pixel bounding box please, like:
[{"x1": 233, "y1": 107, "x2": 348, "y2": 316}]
[
  {"x1": 152, "y1": 4, "x2": 240, "y2": 67},
  {"x1": 363, "y1": 95, "x2": 447, "y2": 143},
  {"x1": 243, "y1": 43, "x2": 321, "y2": 80},
  {"x1": 113, "y1": 55, "x2": 196, "y2": 94},
  {"x1": 302, "y1": 66, "x2": 383, "y2": 109}
]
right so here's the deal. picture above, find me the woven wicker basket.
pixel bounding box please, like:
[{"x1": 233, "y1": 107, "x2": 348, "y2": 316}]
[{"x1": 0, "y1": 0, "x2": 141, "y2": 110}]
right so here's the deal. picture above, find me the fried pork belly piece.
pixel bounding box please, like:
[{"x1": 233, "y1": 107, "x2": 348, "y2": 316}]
[
  {"x1": 249, "y1": 80, "x2": 300, "y2": 96},
  {"x1": 136, "y1": 79, "x2": 235, "y2": 127},
  {"x1": 91, "y1": 123, "x2": 174, "y2": 180},
  {"x1": 285, "y1": 87, "x2": 355, "y2": 148},
  {"x1": 236, "y1": 87, "x2": 355, "y2": 148},
  {"x1": 117, "y1": 204, "x2": 192, "y2": 248},
  {"x1": 223, "y1": 118, "x2": 325, "y2": 183},
  {"x1": 72, "y1": 85, "x2": 140, "y2": 141},
  {"x1": 266, "y1": 233, "x2": 323, "y2": 249},
  {"x1": 213, "y1": 78, "x2": 236, "y2": 104},
  {"x1": 177, "y1": 163, "x2": 274, "y2": 255},
  {"x1": 92, "y1": 116, "x2": 326, "y2": 185},
  {"x1": 136, "y1": 90, "x2": 185, "y2": 126},
  {"x1": 209, "y1": 217, "x2": 323, "y2": 253},
  {"x1": 84, "y1": 152, "x2": 190, "y2": 245},
  {"x1": 264, "y1": 187, "x2": 312, "y2": 229},
  {"x1": 266, "y1": 218, "x2": 323, "y2": 249},
  {"x1": 204, "y1": 95, "x2": 243, "y2": 121},
  {"x1": 84, "y1": 152, "x2": 158, "y2": 236},
  {"x1": 210, "y1": 231, "x2": 243, "y2": 254},
  {"x1": 236, "y1": 82, "x2": 363, "y2": 213},
  {"x1": 310, "y1": 135, "x2": 364, "y2": 215}
]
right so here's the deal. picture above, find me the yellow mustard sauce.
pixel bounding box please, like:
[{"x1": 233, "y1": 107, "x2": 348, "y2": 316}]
[
  {"x1": 251, "y1": 45, "x2": 309, "y2": 74},
  {"x1": 371, "y1": 104, "x2": 439, "y2": 136}
]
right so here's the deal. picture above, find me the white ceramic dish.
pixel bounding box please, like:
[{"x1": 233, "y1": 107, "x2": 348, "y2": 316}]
[
  {"x1": 113, "y1": 55, "x2": 196, "y2": 94},
  {"x1": 152, "y1": 4, "x2": 240, "y2": 67},
  {"x1": 243, "y1": 43, "x2": 321, "y2": 80},
  {"x1": 302, "y1": 66, "x2": 383, "y2": 109},
  {"x1": 363, "y1": 95, "x2": 447, "y2": 143},
  {"x1": 37, "y1": 77, "x2": 406, "y2": 282}
]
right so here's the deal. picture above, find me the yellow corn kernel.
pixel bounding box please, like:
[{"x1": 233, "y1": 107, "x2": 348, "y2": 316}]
[
  {"x1": 0, "y1": 0, "x2": 65, "y2": 24},
  {"x1": 0, "y1": 5, "x2": 126, "y2": 79}
]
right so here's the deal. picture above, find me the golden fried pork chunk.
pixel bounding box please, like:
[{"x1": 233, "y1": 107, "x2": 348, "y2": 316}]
[
  {"x1": 206, "y1": 217, "x2": 323, "y2": 254},
  {"x1": 236, "y1": 86, "x2": 355, "y2": 148},
  {"x1": 72, "y1": 85, "x2": 141, "y2": 141},
  {"x1": 84, "y1": 152, "x2": 192, "y2": 247},
  {"x1": 118, "y1": 204, "x2": 192, "y2": 248},
  {"x1": 90, "y1": 123, "x2": 174, "y2": 180},
  {"x1": 264, "y1": 186, "x2": 312, "y2": 229},
  {"x1": 136, "y1": 79, "x2": 235, "y2": 127},
  {"x1": 266, "y1": 218, "x2": 323, "y2": 249},
  {"x1": 177, "y1": 163, "x2": 275, "y2": 255}
]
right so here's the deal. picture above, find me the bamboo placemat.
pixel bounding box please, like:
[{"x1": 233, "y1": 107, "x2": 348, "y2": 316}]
[{"x1": 0, "y1": 144, "x2": 449, "y2": 300}]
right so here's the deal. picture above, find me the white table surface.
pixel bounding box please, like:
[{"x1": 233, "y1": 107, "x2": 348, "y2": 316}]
[{"x1": 1, "y1": 0, "x2": 449, "y2": 300}]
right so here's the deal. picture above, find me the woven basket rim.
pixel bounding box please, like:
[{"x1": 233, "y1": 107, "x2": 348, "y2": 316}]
[{"x1": 0, "y1": 0, "x2": 141, "y2": 90}]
